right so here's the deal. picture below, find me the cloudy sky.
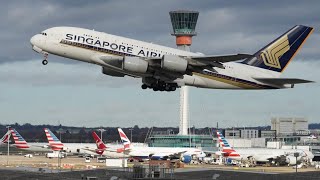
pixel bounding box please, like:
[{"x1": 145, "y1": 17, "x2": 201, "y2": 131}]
[{"x1": 1, "y1": 0, "x2": 319, "y2": 128}]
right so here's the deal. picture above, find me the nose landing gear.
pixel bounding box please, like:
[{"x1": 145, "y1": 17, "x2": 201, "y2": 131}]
[{"x1": 42, "y1": 53, "x2": 48, "y2": 65}]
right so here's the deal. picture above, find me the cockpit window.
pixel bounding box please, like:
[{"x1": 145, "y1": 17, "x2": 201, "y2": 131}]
[{"x1": 40, "y1": 32, "x2": 47, "y2": 36}]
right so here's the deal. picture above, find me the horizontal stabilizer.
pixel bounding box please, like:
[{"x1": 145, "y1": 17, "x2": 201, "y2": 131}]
[{"x1": 254, "y1": 78, "x2": 314, "y2": 86}]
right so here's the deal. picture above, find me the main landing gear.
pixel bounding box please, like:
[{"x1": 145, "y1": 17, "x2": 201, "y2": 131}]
[
  {"x1": 141, "y1": 82, "x2": 177, "y2": 92},
  {"x1": 42, "y1": 53, "x2": 48, "y2": 65}
]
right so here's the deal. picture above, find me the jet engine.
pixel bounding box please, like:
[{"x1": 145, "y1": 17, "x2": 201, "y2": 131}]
[
  {"x1": 102, "y1": 67, "x2": 125, "y2": 77},
  {"x1": 181, "y1": 155, "x2": 192, "y2": 164},
  {"x1": 122, "y1": 57, "x2": 148, "y2": 73},
  {"x1": 161, "y1": 55, "x2": 188, "y2": 73},
  {"x1": 95, "y1": 149, "x2": 104, "y2": 155},
  {"x1": 286, "y1": 156, "x2": 302, "y2": 165}
]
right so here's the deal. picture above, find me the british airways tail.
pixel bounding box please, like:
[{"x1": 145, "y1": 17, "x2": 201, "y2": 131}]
[
  {"x1": 242, "y1": 25, "x2": 314, "y2": 73},
  {"x1": 10, "y1": 128, "x2": 30, "y2": 149},
  {"x1": 117, "y1": 128, "x2": 132, "y2": 150},
  {"x1": 44, "y1": 128, "x2": 64, "y2": 151},
  {"x1": 216, "y1": 131, "x2": 240, "y2": 157},
  {"x1": 1, "y1": 130, "x2": 11, "y2": 144}
]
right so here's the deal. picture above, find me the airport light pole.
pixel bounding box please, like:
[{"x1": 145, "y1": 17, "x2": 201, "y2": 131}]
[
  {"x1": 129, "y1": 128, "x2": 133, "y2": 142},
  {"x1": 97, "y1": 128, "x2": 106, "y2": 142},
  {"x1": 6, "y1": 125, "x2": 10, "y2": 166}
]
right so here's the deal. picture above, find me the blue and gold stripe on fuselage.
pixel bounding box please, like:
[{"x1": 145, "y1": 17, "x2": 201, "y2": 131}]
[{"x1": 194, "y1": 71, "x2": 278, "y2": 89}]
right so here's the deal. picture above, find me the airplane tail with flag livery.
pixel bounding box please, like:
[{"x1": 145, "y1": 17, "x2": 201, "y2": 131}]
[
  {"x1": 117, "y1": 128, "x2": 132, "y2": 150},
  {"x1": 1, "y1": 130, "x2": 11, "y2": 145},
  {"x1": 242, "y1": 25, "x2": 313, "y2": 74},
  {"x1": 10, "y1": 128, "x2": 30, "y2": 149},
  {"x1": 44, "y1": 128, "x2": 64, "y2": 151},
  {"x1": 216, "y1": 131, "x2": 240, "y2": 158}
]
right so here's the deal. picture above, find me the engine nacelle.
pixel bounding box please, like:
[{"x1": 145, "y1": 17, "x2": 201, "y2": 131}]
[
  {"x1": 123, "y1": 57, "x2": 148, "y2": 73},
  {"x1": 181, "y1": 155, "x2": 192, "y2": 164},
  {"x1": 102, "y1": 67, "x2": 125, "y2": 77},
  {"x1": 161, "y1": 55, "x2": 188, "y2": 73},
  {"x1": 286, "y1": 156, "x2": 302, "y2": 165},
  {"x1": 95, "y1": 149, "x2": 104, "y2": 155}
]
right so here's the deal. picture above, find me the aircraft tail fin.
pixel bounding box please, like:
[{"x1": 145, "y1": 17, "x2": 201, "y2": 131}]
[
  {"x1": 117, "y1": 128, "x2": 132, "y2": 150},
  {"x1": 44, "y1": 128, "x2": 64, "y2": 151},
  {"x1": 10, "y1": 128, "x2": 29, "y2": 149},
  {"x1": 242, "y1": 25, "x2": 314, "y2": 73},
  {"x1": 92, "y1": 131, "x2": 107, "y2": 150},
  {"x1": 216, "y1": 131, "x2": 240, "y2": 157},
  {"x1": 1, "y1": 130, "x2": 11, "y2": 144}
]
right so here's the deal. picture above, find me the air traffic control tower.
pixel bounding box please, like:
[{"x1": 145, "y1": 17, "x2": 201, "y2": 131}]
[
  {"x1": 169, "y1": 10, "x2": 198, "y2": 51},
  {"x1": 170, "y1": 10, "x2": 198, "y2": 135},
  {"x1": 147, "y1": 11, "x2": 217, "y2": 151}
]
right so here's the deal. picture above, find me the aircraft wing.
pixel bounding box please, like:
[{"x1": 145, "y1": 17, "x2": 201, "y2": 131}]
[
  {"x1": 254, "y1": 78, "x2": 314, "y2": 86},
  {"x1": 189, "y1": 54, "x2": 253, "y2": 65},
  {"x1": 94, "y1": 53, "x2": 252, "y2": 77},
  {"x1": 148, "y1": 53, "x2": 253, "y2": 69}
]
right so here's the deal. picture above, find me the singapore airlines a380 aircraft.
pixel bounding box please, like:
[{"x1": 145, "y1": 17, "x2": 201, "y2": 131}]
[{"x1": 30, "y1": 25, "x2": 314, "y2": 91}]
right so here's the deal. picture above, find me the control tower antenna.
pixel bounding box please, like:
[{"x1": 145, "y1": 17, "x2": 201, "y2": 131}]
[{"x1": 169, "y1": 10, "x2": 199, "y2": 135}]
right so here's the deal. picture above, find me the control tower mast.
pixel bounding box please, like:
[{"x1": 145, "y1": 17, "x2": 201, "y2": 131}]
[{"x1": 169, "y1": 10, "x2": 199, "y2": 135}]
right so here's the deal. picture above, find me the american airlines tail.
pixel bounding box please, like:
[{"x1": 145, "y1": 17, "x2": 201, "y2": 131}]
[
  {"x1": 242, "y1": 25, "x2": 314, "y2": 75},
  {"x1": 1, "y1": 130, "x2": 11, "y2": 144},
  {"x1": 216, "y1": 131, "x2": 240, "y2": 158},
  {"x1": 117, "y1": 128, "x2": 132, "y2": 150},
  {"x1": 10, "y1": 128, "x2": 30, "y2": 149},
  {"x1": 44, "y1": 128, "x2": 64, "y2": 151}
]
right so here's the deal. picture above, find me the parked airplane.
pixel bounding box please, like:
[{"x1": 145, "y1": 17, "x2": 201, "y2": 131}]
[
  {"x1": 307, "y1": 135, "x2": 317, "y2": 139},
  {"x1": 30, "y1": 25, "x2": 313, "y2": 91},
  {"x1": 85, "y1": 131, "x2": 129, "y2": 158},
  {"x1": 0, "y1": 130, "x2": 11, "y2": 146},
  {"x1": 216, "y1": 131, "x2": 314, "y2": 165},
  {"x1": 118, "y1": 128, "x2": 205, "y2": 162},
  {"x1": 10, "y1": 128, "x2": 51, "y2": 152},
  {"x1": 44, "y1": 128, "x2": 64, "y2": 151}
]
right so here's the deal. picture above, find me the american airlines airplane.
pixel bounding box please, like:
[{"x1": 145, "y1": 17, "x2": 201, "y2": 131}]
[
  {"x1": 118, "y1": 128, "x2": 205, "y2": 162},
  {"x1": 44, "y1": 128, "x2": 64, "y2": 151},
  {"x1": 10, "y1": 128, "x2": 51, "y2": 152},
  {"x1": 216, "y1": 131, "x2": 314, "y2": 165},
  {"x1": 30, "y1": 25, "x2": 313, "y2": 91}
]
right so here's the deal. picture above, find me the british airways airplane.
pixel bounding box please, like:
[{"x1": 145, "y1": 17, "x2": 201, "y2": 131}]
[{"x1": 30, "y1": 25, "x2": 313, "y2": 91}]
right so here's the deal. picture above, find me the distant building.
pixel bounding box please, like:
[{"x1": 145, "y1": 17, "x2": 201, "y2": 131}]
[
  {"x1": 271, "y1": 117, "x2": 308, "y2": 136},
  {"x1": 224, "y1": 129, "x2": 241, "y2": 139},
  {"x1": 240, "y1": 129, "x2": 259, "y2": 139},
  {"x1": 224, "y1": 129, "x2": 260, "y2": 139}
]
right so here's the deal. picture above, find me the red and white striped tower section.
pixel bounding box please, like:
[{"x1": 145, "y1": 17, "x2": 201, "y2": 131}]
[
  {"x1": 169, "y1": 10, "x2": 199, "y2": 135},
  {"x1": 44, "y1": 128, "x2": 64, "y2": 151}
]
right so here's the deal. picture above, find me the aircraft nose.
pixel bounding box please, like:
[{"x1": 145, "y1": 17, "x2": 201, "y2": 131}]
[{"x1": 30, "y1": 34, "x2": 39, "y2": 46}]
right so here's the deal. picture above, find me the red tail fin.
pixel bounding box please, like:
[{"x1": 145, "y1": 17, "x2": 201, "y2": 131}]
[{"x1": 92, "y1": 131, "x2": 107, "y2": 149}]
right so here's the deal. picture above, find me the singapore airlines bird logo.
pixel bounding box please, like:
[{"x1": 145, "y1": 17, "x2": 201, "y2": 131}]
[{"x1": 260, "y1": 35, "x2": 290, "y2": 69}]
